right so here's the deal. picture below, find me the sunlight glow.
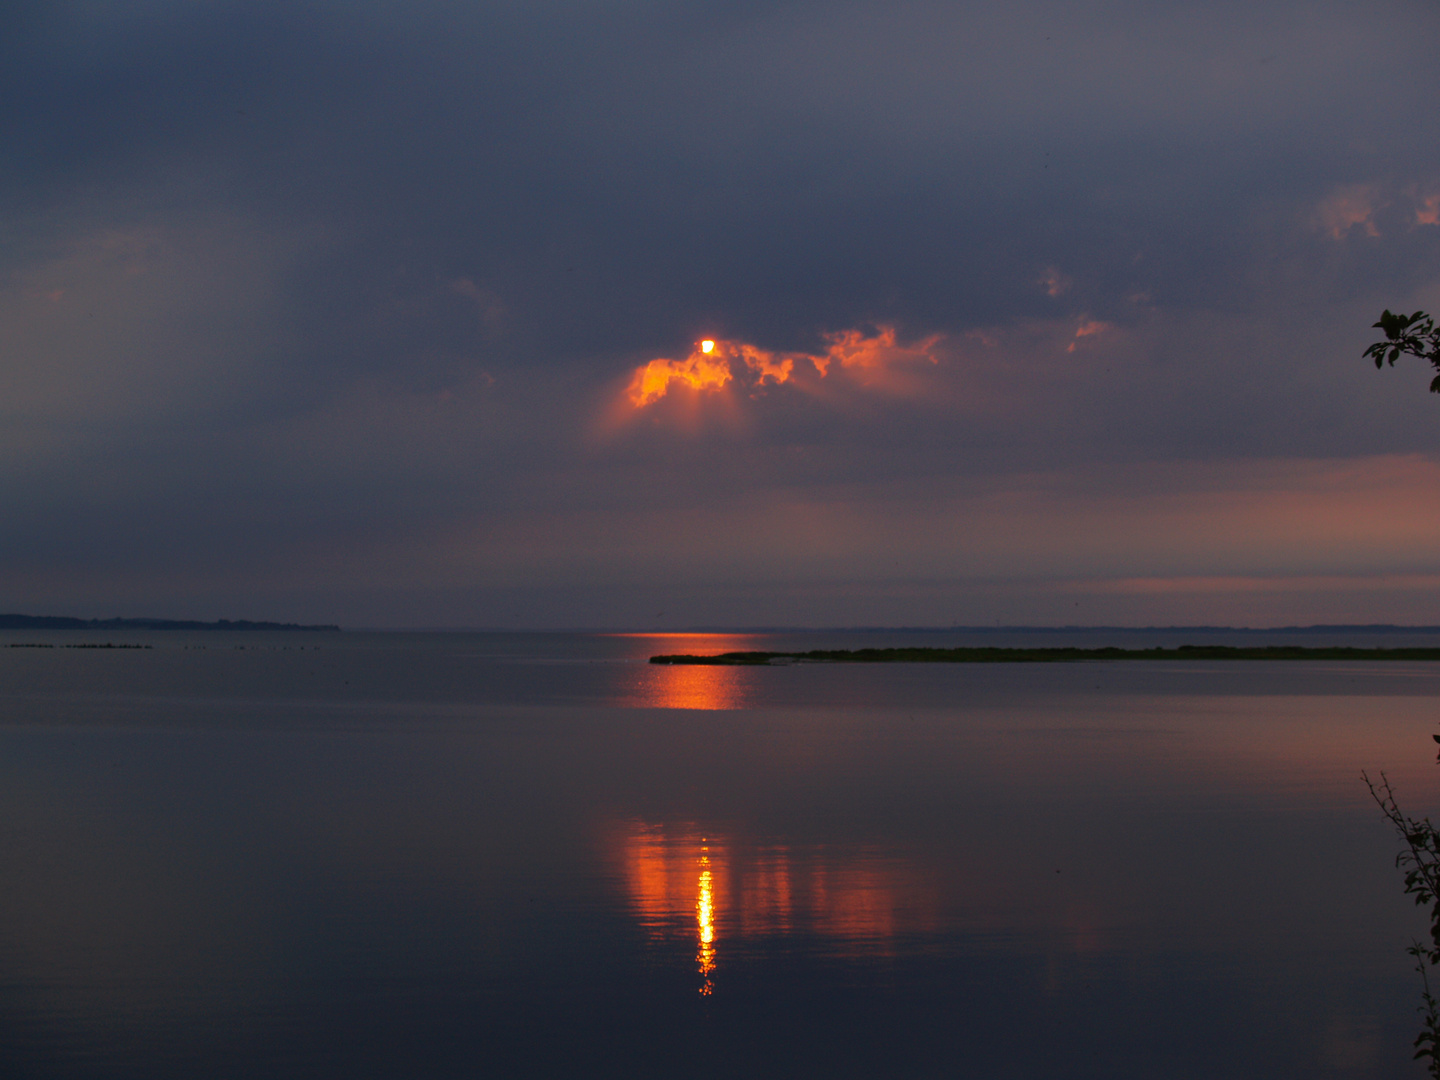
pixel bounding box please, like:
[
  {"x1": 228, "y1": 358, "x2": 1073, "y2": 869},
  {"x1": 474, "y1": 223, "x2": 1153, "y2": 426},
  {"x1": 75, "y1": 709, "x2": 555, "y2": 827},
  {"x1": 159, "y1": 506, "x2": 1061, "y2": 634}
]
[
  {"x1": 624, "y1": 327, "x2": 942, "y2": 408},
  {"x1": 627, "y1": 349, "x2": 733, "y2": 406}
]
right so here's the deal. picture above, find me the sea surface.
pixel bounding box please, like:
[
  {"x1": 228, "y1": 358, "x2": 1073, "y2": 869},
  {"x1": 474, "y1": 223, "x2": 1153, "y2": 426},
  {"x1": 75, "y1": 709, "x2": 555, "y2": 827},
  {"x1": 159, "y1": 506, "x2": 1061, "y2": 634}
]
[{"x1": 3, "y1": 627, "x2": 1440, "y2": 1078}]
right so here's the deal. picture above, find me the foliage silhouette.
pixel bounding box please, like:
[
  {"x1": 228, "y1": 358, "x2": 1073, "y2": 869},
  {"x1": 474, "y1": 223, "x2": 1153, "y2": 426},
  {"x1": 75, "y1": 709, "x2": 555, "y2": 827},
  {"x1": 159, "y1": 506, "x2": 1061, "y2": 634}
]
[
  {"x1": 1367, "y1": 749, "x2": 1440, "y2": 1076},
  {"x1": 1366, "y1": 310, "x2": 1440, "y2": 391}
]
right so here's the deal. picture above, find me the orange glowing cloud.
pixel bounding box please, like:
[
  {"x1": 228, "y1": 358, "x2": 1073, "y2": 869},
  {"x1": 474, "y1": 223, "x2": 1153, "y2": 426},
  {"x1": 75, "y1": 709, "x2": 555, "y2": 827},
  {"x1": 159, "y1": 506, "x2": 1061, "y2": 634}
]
[
  {"x1": 626, "y1": 326, "x2": 941, "y2": 408},
  {"x1": 1038, "y1": 266, "x2": 1071, "y2": 297},
  {"x1": 1315, "y1": 184, "x2": 1381, "y2": 239},
  {"x1": 628, "y1": 347, "x2": 734, "y2": 406},
  {"x1": 1066, "y1": 318, "x2": 1112, "y2": 352},
  {"x1": 811, "y1": 326, "x2": 942, "y2": 377},
  {"x1": 1417, "y1": 193, "x2": 1440, "y2": 227}
]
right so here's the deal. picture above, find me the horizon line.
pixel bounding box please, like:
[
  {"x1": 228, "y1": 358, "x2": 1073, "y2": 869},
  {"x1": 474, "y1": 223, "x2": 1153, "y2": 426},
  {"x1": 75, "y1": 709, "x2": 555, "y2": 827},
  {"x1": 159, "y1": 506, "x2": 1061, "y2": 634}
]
[{"x1": 343, "y1": 622, "x2": 1440, "y2": 634}]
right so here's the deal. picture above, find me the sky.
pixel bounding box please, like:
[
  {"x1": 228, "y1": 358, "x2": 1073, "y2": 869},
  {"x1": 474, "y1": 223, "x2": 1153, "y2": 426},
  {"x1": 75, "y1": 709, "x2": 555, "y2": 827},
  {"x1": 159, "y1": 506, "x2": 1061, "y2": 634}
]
[{"x1": 4, "y1": 0, "x2": 1440, "y2": 629}]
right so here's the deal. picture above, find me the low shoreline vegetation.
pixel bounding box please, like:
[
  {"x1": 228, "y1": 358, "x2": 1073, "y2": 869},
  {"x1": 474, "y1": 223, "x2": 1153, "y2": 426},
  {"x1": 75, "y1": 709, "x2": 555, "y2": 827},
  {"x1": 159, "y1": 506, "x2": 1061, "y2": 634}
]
[
  {"x1": 7, "y1": 642, "x2": 152, "y2": 649},
  {"x1": 650, "y1": 645, "x2": 1440, "y2": 665}
]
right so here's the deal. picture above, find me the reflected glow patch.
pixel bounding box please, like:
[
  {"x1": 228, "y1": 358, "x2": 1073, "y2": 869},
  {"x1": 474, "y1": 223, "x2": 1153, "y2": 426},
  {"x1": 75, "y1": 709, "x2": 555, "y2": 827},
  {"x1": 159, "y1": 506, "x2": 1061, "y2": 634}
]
[
  {"x1": 697, "y1": 848, "x2": 715, "y2": 995},
  {"x1": 641, "y1": 664, "x2": 747, "y2": 710},
  {"x1": 625, "y1": 326, "x2": 942, "y2": 407},
  {"x1": 613, "y1": 820, "x2": 941, "y2": 994}
]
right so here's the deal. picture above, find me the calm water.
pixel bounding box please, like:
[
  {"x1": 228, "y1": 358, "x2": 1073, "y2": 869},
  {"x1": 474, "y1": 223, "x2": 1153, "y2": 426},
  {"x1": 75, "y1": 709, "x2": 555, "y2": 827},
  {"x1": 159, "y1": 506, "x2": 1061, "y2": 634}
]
[{"x1": 2, "y1": 628, "x2": 1440, "y2": 1078}]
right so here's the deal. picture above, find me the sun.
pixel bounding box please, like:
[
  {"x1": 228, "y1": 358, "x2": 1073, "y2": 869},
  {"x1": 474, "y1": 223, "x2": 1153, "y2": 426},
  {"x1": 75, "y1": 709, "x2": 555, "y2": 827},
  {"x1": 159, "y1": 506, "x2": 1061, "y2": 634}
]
[{"x1": 622, "y1": 326, "x2": 943, "y2": 409}]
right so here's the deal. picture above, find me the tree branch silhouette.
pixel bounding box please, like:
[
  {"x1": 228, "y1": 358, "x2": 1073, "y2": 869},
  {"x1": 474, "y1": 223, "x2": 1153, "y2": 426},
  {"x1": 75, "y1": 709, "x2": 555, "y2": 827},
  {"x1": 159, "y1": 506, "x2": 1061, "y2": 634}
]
[
  {"x1": 1366, "y1": 310, "x2": 1440, "y2": 391},
  {"x1": 1367, "y1": 756, "x2": 1440, "y2": 1075}
]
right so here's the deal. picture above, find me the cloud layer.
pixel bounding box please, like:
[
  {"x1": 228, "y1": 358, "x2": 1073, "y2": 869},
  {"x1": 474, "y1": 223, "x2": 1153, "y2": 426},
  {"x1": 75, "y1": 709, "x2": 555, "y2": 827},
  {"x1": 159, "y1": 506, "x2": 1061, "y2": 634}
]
[{"x1": 3, "y1": 0, "x2": 1440, "y2": 626}]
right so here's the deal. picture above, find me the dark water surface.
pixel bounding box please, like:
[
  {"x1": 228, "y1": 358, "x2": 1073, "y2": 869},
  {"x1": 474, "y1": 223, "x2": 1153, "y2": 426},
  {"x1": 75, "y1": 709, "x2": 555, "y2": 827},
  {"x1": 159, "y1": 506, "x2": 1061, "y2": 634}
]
[{"x1": 3, "y1": 629, "x2": 1440, "y2": 1078}]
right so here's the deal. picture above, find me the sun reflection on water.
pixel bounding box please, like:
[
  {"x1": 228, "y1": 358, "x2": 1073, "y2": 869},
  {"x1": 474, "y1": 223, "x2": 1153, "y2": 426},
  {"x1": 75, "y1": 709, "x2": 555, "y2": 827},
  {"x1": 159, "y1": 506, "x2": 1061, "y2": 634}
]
[
  {"x1": 615, "y1": 821, "x2": 938, "y2": 995},
  {"x1": 612, "y1": 634, "x2": 758, "y2": 710},
  {"x1": 645, "y1": 664, "x2": 747, "y2": 710},
  {"x1": 696, "y1": 845, "x2": 716, "y2": 995}
]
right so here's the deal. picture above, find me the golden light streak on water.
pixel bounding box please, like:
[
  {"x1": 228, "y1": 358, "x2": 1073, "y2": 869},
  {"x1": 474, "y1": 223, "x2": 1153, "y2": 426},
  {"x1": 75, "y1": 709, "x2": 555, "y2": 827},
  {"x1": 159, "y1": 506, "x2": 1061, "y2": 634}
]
[
  {"x1": 614, "y1": 820, "x2": 943, "y2": 998},
  {"x1": 642, "y1": 663, "x2": 746, "y2": 710},
  {"x1": 696, "y1": 845, "x2": 716, "y2": 996}
]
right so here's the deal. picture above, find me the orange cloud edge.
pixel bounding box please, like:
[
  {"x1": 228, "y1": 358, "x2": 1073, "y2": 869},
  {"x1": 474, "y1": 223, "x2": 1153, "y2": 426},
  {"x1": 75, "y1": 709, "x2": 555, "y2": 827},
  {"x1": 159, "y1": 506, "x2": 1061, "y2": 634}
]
[{"x1": 626, "y1": 326, "x2": 942, "y2": 408}]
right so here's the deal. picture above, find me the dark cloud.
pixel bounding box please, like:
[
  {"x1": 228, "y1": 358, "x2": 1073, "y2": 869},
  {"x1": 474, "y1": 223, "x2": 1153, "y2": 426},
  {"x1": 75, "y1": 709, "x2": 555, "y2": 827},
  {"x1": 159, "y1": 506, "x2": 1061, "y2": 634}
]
[{"x1": 4, "y1": 0, "x2": 1440, "y2": 624}]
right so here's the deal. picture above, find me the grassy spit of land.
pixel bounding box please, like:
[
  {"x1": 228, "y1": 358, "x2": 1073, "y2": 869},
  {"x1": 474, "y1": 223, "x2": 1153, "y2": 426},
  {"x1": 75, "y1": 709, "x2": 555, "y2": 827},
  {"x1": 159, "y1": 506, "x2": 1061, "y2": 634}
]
[{"x1": 649, "y1": 645, "x2": 1440, "y2": 665}]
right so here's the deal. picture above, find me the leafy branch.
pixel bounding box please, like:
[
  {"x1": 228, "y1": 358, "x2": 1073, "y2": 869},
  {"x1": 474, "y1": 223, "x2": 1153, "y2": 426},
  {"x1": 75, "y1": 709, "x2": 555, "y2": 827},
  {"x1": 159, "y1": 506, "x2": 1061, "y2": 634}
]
[
  {"x1": 1368, "y1": 752, "x2": 1440, "y2": 1075},
  {"x1": 1365, "y1": 310, "x2": 1440, "y2": 392}
]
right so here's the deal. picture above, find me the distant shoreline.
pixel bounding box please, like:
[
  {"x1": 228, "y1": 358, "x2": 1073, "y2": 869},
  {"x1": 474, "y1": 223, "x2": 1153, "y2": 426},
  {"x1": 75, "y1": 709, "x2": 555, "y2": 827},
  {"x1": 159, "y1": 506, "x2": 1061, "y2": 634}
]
[
  {"x1": 0, "y1": 614, "x2": 340, "y2": 632},
  {"x1": 624, "y1": 623, "x2": 1440, "y2": 635},
  {"x1": 650, "y1": 645, "x2": 1440, "y2": 665}
]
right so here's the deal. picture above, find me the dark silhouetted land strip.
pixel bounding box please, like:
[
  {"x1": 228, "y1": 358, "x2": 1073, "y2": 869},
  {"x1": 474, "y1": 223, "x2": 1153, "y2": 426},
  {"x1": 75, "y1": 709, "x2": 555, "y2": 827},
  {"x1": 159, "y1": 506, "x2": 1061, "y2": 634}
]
[
  {"x1": 650, "y1": 645, "x2": 1440, "y2": 665},
  {"x1": 0, "y1": 614, "x2": 339, "y2": 631},
  {"x1": 7, "y1": 642, "x2": 151, "y2": 649}
]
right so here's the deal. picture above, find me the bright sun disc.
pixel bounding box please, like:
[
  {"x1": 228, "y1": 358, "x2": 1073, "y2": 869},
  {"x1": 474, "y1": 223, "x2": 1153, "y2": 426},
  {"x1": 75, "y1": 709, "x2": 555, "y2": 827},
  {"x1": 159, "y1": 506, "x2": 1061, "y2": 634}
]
[{"x1": 700, "y1": 340, "x2": 715, "y2": 353}]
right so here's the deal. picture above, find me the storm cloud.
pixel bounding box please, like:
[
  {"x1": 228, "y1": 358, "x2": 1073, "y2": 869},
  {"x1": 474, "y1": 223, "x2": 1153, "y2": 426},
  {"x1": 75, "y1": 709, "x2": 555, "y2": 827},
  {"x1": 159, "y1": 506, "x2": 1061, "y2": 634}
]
[{"x1": 3, "y1": 0, "x2": 1440, "y2": 626}]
